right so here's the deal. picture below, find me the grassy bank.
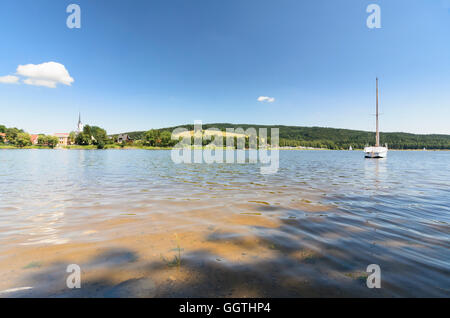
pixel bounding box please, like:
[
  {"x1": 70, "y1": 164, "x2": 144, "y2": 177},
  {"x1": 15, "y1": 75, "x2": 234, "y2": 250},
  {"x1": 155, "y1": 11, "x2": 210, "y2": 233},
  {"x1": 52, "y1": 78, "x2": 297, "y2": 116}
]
[
  {"x1": 0, "y1": 145, "x2": 55, "y2": 149},
  {"x1": 63, "y1": 145, "x2": 99, "y2": 150},
  {"x1": 61, "y1": 145, "x2": 173, "y2": 150}
]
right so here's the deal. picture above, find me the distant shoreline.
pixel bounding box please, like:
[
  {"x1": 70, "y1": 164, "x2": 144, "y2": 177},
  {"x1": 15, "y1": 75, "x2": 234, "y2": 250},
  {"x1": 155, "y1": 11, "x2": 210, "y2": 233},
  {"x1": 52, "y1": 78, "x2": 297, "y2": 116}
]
[{"x1": 1, "y1": 145, "x2": 449, "y2": 151}]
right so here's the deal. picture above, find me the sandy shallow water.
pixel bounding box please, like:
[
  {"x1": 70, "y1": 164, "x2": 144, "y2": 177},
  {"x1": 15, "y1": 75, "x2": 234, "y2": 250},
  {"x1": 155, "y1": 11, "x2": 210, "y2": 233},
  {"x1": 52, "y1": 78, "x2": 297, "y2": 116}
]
[{"x1": 0, "y1": 150, "x2": 449, "y2": 297}]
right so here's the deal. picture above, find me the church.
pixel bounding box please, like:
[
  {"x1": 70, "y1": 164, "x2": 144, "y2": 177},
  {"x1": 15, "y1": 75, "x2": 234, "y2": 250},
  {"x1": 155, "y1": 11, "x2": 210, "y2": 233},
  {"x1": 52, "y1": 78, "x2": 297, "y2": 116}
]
[
  {"x1": 77, "y1": 113, "x2": 84, "y2": 134},
  {"x1": 53, "y1": 113, "x2": 84, "y2": 147}
]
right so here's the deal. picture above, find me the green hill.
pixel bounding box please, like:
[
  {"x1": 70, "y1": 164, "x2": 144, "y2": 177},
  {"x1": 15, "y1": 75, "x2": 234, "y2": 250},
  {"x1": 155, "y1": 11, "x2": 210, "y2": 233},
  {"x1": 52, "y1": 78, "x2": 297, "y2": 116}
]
[{"x1": 111, "y1": 124, "x2": 450, "y2": 150}]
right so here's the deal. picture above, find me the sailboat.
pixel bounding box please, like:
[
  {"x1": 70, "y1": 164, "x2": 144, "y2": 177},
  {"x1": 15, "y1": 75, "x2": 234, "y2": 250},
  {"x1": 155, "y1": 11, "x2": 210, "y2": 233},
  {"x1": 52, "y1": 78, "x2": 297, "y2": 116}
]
[{"x1": 364, "y1": 78, "x2": 388, "y2": 158}]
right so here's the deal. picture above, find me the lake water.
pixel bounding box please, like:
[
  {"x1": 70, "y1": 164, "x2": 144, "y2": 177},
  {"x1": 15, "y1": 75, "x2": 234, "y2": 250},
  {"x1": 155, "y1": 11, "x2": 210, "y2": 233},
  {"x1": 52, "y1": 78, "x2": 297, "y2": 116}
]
[{"x1": 0, "y1": 149, "x2": 449, "y2": 297}]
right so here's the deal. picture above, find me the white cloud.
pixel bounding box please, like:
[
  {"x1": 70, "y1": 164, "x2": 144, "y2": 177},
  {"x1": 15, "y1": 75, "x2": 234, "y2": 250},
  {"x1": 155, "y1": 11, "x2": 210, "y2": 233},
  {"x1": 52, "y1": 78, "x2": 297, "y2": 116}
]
[
  {"x1": 16, "y1": 62, "x2": 74, "y2": 88},
  {"x1": 0, "y1": 75, "x2": 19, "y2": 84},
  {"x1": 23, "y1": 78, "x2": 58, "y2": 88},
  {"x1": 257, "y1": 96, "x2": 275, "y2": 103}
]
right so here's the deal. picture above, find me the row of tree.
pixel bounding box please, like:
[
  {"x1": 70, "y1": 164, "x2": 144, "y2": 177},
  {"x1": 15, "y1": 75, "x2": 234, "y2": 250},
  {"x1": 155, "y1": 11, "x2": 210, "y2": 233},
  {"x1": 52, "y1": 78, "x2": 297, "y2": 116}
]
[
  {"x1": 1, "y1": 124, "x2": 108, "y2": 148},
  {"x1": 37, "y1": 135, "x2": 60, "y2": 148},
  {"x1": 114, "y1": 124, "x2": 450, "y2": 150},
  {"x1": 142, "y1": 130, "x2": 259, "y2": 148},
  {"x1": 142, "y1": 129, "x2": 177, "y2": 147},
  {"x1": 0, "y1": 126, "x2": 26, "y2": 146},
  {"x1": 72, "y1": 125, "x2": 108, "y2": 148},
  {"x1": 4, "y1": 123, "x2": 450, "y2": 150},
  {"x1": 0, "y1": 125, "x2": 60, "y2": 148}
]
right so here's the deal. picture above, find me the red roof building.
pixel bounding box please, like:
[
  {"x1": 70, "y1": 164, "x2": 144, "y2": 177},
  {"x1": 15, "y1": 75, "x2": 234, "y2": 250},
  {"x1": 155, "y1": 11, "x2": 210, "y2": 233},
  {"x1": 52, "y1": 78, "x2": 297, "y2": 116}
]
[{"x1": 30, "y1": 134, "x2": 39, "y2": 145}]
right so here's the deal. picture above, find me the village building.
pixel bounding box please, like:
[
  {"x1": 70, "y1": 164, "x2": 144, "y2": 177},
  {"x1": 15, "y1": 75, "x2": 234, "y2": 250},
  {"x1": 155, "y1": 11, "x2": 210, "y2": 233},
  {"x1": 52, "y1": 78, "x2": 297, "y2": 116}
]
[
  {"x1": 30, "y1": 134, "x2": 39, "y2": 145},
  {"x1": 117, "y1": 134, "x2": 132, "y2": 143},
  {"x1": 54, "y1": 133, "x2": 70, "y2": 146}
]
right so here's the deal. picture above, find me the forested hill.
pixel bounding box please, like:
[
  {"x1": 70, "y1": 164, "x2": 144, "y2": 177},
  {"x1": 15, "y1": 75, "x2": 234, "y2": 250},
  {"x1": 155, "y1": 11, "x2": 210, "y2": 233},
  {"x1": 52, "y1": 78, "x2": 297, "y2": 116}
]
[{"x1": 111, "y1": 124, "x2": 450, "y2": 150}]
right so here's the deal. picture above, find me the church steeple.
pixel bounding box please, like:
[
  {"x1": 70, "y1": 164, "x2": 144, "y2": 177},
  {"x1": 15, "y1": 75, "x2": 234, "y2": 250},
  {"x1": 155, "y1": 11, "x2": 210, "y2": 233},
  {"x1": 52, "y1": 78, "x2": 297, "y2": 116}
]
[{"x1": 77, "y1": 113, "x2": 84, "y2": 133}]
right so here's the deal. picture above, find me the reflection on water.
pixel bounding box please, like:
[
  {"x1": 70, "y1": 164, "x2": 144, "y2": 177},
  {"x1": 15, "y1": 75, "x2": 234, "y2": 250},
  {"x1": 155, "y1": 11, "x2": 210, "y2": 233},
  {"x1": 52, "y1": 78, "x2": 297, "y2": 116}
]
[
  {"x1": 0, "y1": 149, "x2": 449, "y2": 297},
  {"x1": 364, "y1": 158, "x2": 387, "y2": 188}
]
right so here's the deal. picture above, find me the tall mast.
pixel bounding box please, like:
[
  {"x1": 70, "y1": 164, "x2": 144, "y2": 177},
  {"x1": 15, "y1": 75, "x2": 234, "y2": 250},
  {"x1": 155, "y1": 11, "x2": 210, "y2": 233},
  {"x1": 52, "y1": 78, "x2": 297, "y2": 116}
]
[{"x1": 376, "y1": 77, "x2": 380, "y2": 147}]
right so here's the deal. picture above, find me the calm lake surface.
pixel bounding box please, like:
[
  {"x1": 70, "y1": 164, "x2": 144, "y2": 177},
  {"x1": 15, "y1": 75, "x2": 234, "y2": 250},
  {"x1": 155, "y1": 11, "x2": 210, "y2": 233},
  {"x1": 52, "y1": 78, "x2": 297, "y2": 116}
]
[{"x1": 0, "y1": 149, "x2": 449, "y2": 297}]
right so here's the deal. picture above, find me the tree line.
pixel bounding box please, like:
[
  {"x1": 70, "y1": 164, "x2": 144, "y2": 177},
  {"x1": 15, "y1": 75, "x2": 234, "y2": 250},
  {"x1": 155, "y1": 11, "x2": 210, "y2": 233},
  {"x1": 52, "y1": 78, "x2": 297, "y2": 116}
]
[
  {"x1": 111, "y1": 124, "x2": 450, "y2": 150},
  {"x1": 3, "y1": 123, "x2": 450, "y2": 150},
  {"x1": 72, "y1": 125, "x2": 108, "y2": 149},
  {"x1": 0, "y1": 124, "x2": 109, "y2": 148},
  {"x1": 0, "y1": 125, "x2": 59, "y2": 148}
]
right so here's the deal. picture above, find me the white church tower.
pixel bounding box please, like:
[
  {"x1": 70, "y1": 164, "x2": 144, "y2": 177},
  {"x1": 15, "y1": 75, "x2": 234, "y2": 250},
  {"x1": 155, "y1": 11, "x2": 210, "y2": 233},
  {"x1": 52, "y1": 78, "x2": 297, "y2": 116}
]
[{"x1": 77, "y1": 113, "x2": 84, "y2": 133}]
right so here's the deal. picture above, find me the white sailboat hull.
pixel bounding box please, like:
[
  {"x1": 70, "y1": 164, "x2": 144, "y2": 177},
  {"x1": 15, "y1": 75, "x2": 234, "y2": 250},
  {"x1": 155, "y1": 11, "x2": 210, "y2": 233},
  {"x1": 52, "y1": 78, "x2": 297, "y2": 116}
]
[{"x1": 364, "y1": 146, "x2": 388, "y2": 158}]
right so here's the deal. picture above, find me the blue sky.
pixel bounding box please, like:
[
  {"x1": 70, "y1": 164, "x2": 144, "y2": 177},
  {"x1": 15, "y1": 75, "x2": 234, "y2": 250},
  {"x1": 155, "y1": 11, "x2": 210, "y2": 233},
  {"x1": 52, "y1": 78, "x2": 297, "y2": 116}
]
[{"x1": 0, "y1": 0, "x2": 449, "y2": 135}]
